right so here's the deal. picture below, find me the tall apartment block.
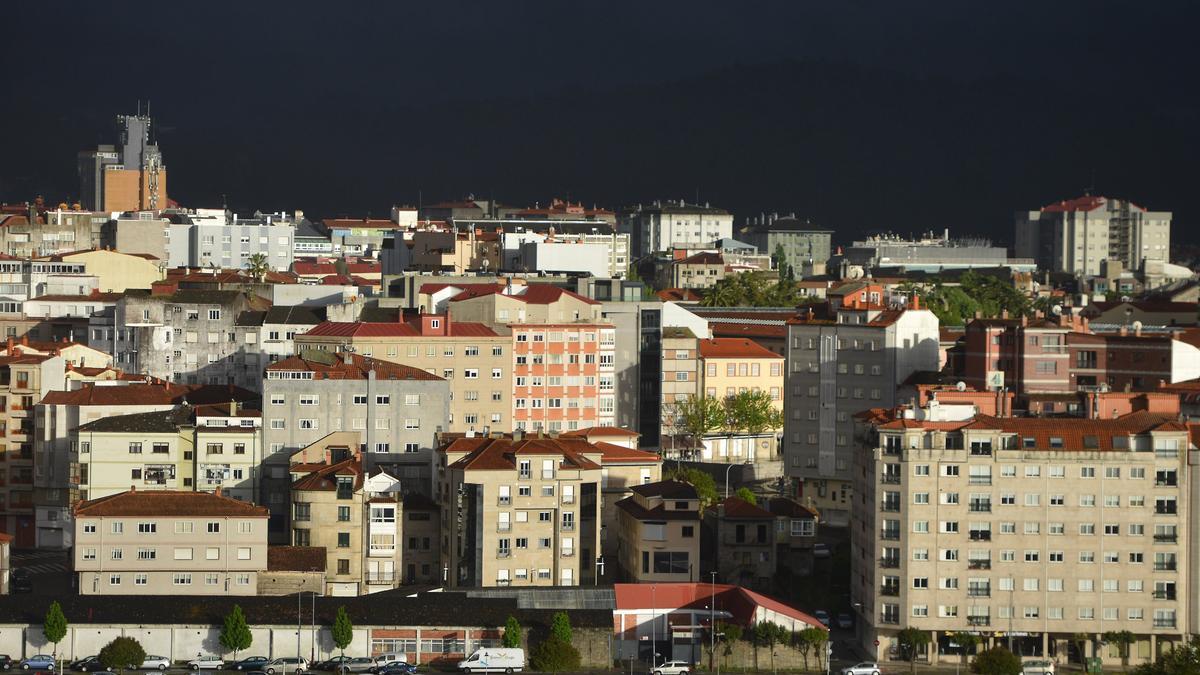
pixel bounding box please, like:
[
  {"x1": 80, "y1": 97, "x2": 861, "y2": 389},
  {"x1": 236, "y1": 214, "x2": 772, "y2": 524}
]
[
  {"x1": 78, "y1": 113, "x2": 168, "y2": 213},
  {"x1": 1015, "y1": 195, "x2": 1171, "y2": 276},
  {"x1": 851, "y1": 399, "x2": 1194, "y2": 666},
  {"x1": 783, "y1": 289, "x2": 939, "y2": 525},
  {"x1": 619, "y1": 200, "x2": 734, "y2": 258}
]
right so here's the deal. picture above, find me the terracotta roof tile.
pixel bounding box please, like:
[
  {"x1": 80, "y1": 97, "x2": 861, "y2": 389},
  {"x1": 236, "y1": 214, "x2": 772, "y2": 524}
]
[
  {"x1": 267, "y1": 351, "x2": 444, "y2": 380},
  {"x1": 75, "y1": 490, "x2": 269, "y2": 517},
  {"x1": 301, "y1": 320, "x2": 498, "y2": 338},
  {"x1": 444, "y1": 436, "x2": 603, "y2": 471},
  {"x1": 267, "y1": 546, "x2": 327, "y2": 572},
  {"x1": 698, "y1": 337, "x2": 783, "y2": 359}
]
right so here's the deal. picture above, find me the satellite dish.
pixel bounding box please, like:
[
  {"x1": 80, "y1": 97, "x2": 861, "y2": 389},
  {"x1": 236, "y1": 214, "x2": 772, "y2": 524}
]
[
  {"x1": 1132, "y1": 320, "x2": 1143, "y2": 332},
  {"x1": 1051, "y1": 304, "x2": 1063, "y2": 316},
  {"x1": 956, "y1": 381, "x2": 967, "y2": 392}
]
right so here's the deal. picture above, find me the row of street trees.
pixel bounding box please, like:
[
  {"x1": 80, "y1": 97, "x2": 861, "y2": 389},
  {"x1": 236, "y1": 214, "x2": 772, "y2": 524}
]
[
  {"x1": 669, "y1": 390, "x2": 783, "y2": 459},
  {"x1": 39, "y1": 602, "x2": 357, "y2": 672}
]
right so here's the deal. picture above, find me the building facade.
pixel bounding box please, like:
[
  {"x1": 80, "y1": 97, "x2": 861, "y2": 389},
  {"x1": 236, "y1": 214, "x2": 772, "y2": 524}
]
[
  {"x1": 614, "y1": 479, "x2": 701, "y2": 583},
  {"x1": 619, "y1": 201, "x2": 734, "y2": 258},
  {"x1": 1015, "y1": 195, "x2": 1172, "y2": 276}
]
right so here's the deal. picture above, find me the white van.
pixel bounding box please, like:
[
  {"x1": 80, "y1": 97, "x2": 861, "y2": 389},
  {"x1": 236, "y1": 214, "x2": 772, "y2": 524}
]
[{"x1": 457, "y1": 648, "x2": 525, "y2": 673}]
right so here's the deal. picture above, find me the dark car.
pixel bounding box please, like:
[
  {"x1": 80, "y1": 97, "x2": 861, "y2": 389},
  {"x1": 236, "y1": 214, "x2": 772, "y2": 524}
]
[
  {"x1": 70, "y1": 657, "x2": 103, "y2": 672},
  {"x1": 9, "y1": 569, "x2": 32, "y2": 594},
  {"x1": 0, "y1": 655, "x2": 15, "y2": 670},
  {"x1": 232, "y1": 658, "x2": 270, "y2": 671},
  {"x1": 378, "y1": 666, "x2": 416, "y2": 675},
  {"x1": 316, "y1": 658, "x2": 352, "y2": 672}
]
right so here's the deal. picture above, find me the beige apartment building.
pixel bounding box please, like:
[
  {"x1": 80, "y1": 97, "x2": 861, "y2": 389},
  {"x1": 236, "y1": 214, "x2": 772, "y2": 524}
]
[
  {"x1": 293, "y1": 314, "x2": 512, "y2": 434},
  {"x1": 698, "y1": 337, "x2": 785, "y2": 462},
  {"x1": 851, "y1": 400, "x2": 1195, "y2": 666},
  {"x1": 438, "y1": 433, "x2": 605, "y2": 587},
  {"x1": 660, "y1": 327, "x2": 700, "y2": 450},
  {"x1": 439, "y1": 281, "x2": 603, "y2": 328},
  {"x1": 614, "y1": 479, "x2": 701, "y2": 582},
  {"x1": 73, "y1": 489, "x2": 268, "y2": 595}
]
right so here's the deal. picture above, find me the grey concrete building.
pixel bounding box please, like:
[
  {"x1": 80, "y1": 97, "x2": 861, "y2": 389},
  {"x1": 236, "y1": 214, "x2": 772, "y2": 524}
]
[
  {"x1": 0, "y1": 207, "x2": 106, "y2": 259},
  {"x1": 102, "y1": 289, "x2": 270, "y2": 390},
  {"x1": 738, "y1": 217, "x2": 833, "y2": 275},
  {"x1": 164, "y1": 208, "x2": 297, "y2": 271},
  {"x1": 1015, "y1": 195, "x2": 1172, "y2": 276},
  {"x1": 835, "y1": 231, "x2": 1035, "y2": 274},
  {"x1": 619, "y1": 200, "x2": 734, "y2": 258},
  {"x1": 784, "y1": 298, "x2": 939, "y2": 525},
  {"x1": 262, "y1": 352, "x2": 449, "y2": 540},
  {"x1": 598, "y1": 300, "x2": 664, "y2": 446}
]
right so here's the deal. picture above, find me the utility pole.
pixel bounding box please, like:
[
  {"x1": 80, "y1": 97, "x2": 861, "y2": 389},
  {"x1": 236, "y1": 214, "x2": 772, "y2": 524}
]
[
  {"x1": 311, "y1": 592, "x2": 316, "y2": 664},
  {"x1": 297, "y1": 591, "x2": 302, "y2": 662},
  {"x1": 710, "y1": 572, "x2": 717, "y2": 673}
]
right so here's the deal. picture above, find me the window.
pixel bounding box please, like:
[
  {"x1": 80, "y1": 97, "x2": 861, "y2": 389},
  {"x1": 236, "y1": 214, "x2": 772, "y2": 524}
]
[
  {"x1": 207, "y1": 522, "x2": 221, "y2": 533},
  {"x1": 129, "y1": 442, "x2": 143, "y2": 454},
  {"x1": 173, "y1": 573, "x2": 192, "y2": 586},
  {"x1": 237, "y1": 547, "x2": 252, "y2": 560},
  {"x1": 138, "y1": 522, "x2": 157, "y2": 534}
]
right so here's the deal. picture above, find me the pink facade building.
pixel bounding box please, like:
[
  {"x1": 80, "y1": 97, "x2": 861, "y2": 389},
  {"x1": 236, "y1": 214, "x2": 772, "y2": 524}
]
[{"x1": 510, "y1": 323, "x2": 616, "y2": 432}]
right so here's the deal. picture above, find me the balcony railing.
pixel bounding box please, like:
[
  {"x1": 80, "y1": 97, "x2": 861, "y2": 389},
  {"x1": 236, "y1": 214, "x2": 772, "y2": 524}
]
[
  {"x1": 968, "y1": 503, "x2": 992, "y2": 512},
  {"x1": 967, "y1": 588, "x2": 991, "y2": 597},
  {"x1": 366, "y1": 572, "x2": 395, "y2": 583},
  {"x1": 1154, "y1": 534, "x2": 1178, "y2": 543},
  {"x1": 497, "y1": 524, "x2": 511, "y2": 532},
  {"x1": 562, "y1": 549, "x2": 575, "y2": 557},
  {"x1": 969, "y1": 531, "x2": 992, "y2": 541},
  {"x1": 1155, "y1": 562, "x2": 1177, "y2": 571},
  {"x1": 497, "y1": 549, "x2": 511, "y2": 558},
  {"x1": 1153, "y1": 619, "x2": 1177, "y2": 628},
  {"x1": 1153, "y1": 590, "x2": 1177, "y2": 600},
  {"x1": 1155, "y1": 479, "x2": 1178, "y2": 487},
  {"x1": 1155, "y1": 505, "x2": 1178, "y2": 515},
  {"x1": 498, "y1": 496, "x2": 512, "y2": 506},
  {"x1": 880, "y1": 586, "x2": 900, "y2": 597},
  {"x1": 560, "y1": 522, "x2": 575, "y2": 531},
  {"x1": 881, "y1": 503, "x2": 901, "y2": 513},
  {"x1": 879, "y1": 613, "x2": 899, "y2": 625},
  {"x1": 880, "y1": 530, "x2": 900, "y2": 541},
  {"x1": 968, "y1": 560, "x2": 992, "y2": 570},
  {"x1": 879, "y1": 558, "x2": 900, "y2": 569},
  {"x1": 967, "y1": 616, "x2": 991, "y2": 627},
  {"x1": 562, "y1": 496, "x2": 575, "y2": 505},
  {"x1": 881, "y1": 475, "x2": 901, "y2": 484}
]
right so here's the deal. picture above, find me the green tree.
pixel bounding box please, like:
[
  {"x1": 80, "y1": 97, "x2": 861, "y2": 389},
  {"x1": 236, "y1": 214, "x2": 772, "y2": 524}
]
[
  {"x1": 218, "y1": 605, "x2": 252, "y2": 661},
  {"x1": 700, "y1": 271, "x2": 805, "y2": 308},
  {"x1": 796, "y1": 626, "x2": 828, "y2": 672},
  {"x1": 1132, "y1": 636, "x2": 1200, "y2": 675},
  {"x1": 1103, "y1": 631, "x2": 1136, "y2": 668},
  {"x1": 951, "y1": 632, "x2": 982, "y2": 668},
  {"x1": 734, "y1": 487, "x2": 757, "y2": 505},
  {"x1": 970, "y1": 647, "x2": 1022, "y2": 675},
  {"x1": 668, "y1": 394, "x2": 724, "y2": 458},
  {"x1": 897, "y1": 628, "x2": 931, "y2": 674},
  {"x1": 529, "y1": 638, "x2": 580, "y2": 673},
  {"x1": 501, "y1": 615, "x2": 522, "y2": 649},
  {"x1": 99, "y1": 636, "x2": 146, "y2": 675},
  {"x1": 755, "y1": 622, "x2": 783, "y2": 673},
  {"x1": 43, "y1": 601, "x2": 68, "y2": 667},
  {"x1": 331, "y1": 607, "x2": 354, "y2": 659},
  {"x1": 246, "y1": 253, "x2": 270, "y2": 282},
  {"x1": 671, "y1": 466, "x2": 718, "y2": 507},
  {"x1": 724, "y1": 389, "x2": 784, "y2": 437},
  {"x1": 549, "y1": 611, "x2": 572, "y2": 644}
]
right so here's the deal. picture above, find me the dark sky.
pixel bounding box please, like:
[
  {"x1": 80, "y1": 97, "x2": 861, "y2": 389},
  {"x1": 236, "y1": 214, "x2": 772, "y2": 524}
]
[{"x1": 3, "y1": 1, "x2": 1198, "y2": 246}]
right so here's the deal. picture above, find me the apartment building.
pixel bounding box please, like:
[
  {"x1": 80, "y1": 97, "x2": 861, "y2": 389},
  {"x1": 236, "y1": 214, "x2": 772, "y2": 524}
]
[
  {"x1": 40, "y1": 249, "x2": 164, "y2": 293},
  {"x1": 614, "y1": 479, "x2": 701, "y2": 583},
  {"x1": 77, "y1": 113, "x2": 168, "y2": 212},
  {"x1": 438, "y1": 434, "x2": 603, "y2": 587},
  {"x1": 35, "y1": 382, "x2": 260, "y2": 549},
  {"x1": 0, "y1": 207, "x2": 107, "y2": 259},
  {"x1": 164, "y1": 208, "x2": 297, "y2": 271},
  {"x1": 658, "y1": 251, "x2": 726, "y2": 290},
  {"x1": 1015, "y1": 195, "x2": 1171, "y2": 276},
  {"x1": 496, "y1": 221, "x2": 630, "y2": 278},
  {"x1": 73, "y1": 402, "x2": 263, "y2": 505},
  {"x1": 784, "y1": 294, "x2": 939, "y2": 525},
  {"x1": 961, "y1": 315, "x2": 1075, "y2": 394},
  {"x1": 659, "y1": 327, "x2": 700, "y2": 449},
  {"x1": 262, "y1": 352, "x2": 450, "y2": 538},
  {"x1": 293, "y1": 314, "x2": 511, "y2": 434},
  {"x1": 73, "y1": 489, "x2": 268, "y2": 596},
  {"x1": 103, "y1": 288, "x2": 269, "y2": 389},
  {"x1": 0, "y1": 350, "x2": 64, "y2": 546},
  {"x1": 703, "y1": 496, "x2": 778, "y2": 591},
  {"x1": 698, "y1": 337, "x2": 784, "y2": 461},
  {"x1": 619, "y1": 201, "x2": 734, "y2": 258},
  {"x1": 398, "y1": 229, "x2": 501, "y2": 274},
  {"x1": 851, "y1": 400, "x2": 1194, "y2": 666},
  {"x1": 440, "y1": 281, "x2": 604, "y2": 328},
  {"x1": 510, "y1": 323, "x2": 616, "y2": 432},
  {"x1": 234, "y1": 305, "x2": 328, "y2": 370},
  {"x1": 738, "y1": 218, "x2": 833, "y2": 276}
]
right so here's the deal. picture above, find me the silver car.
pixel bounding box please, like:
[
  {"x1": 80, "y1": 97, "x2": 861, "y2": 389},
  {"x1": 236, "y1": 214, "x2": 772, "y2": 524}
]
[
  {"x1": 138, "y1": 656, "x2": 171, "y2": 671},
  {"x1": 265, "y1": 658, "x2": 309, "y2": 675},
  {"x1": 337, "y1": 659, "x2": 376, "y2": 674}
]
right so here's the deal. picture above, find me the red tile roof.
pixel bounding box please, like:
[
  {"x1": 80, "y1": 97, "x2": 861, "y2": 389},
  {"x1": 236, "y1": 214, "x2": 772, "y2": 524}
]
[
  {"x1": 561, "y1": 425, "x2": 640, "y2": 438},
  {"x1": 698, "y1": 337, "x2": 784, "y2": 360},
  {"x1": 716, "y1": 495, "x2": 775, "y2": 519},
  {"x1": 75, "y1": 489, "x2": 269, "y2": 517},
  {"x1": 590, "y1": 441, "x2": 661, "y2": 464},
  {"x1": 41, "y1": 382, "x2": 258, "y2": 407},
  {"x1": 959, "y1": 411, "x2": 1186, "y2": 450},
  {"x1": 267, "y1": 351, "x2": 443, "y2": 381},
  {"x1": 447, "y1": 283, "x2": 600, "y2": 306},
  {"x1": 27, "y1": 292, "x2": 124, "y2": 302},
  {"x1": 1041, "y1": 195, "x2": 1106, "y2": 213},
  {"x1": 301, "y1": 320, "x2": 498, "y2": 338},
  {"x1": 267, "y1": 546, "x2": 327, "y2": 572},
  {"x1": 323, "y1": 218, "x2": 400, "y2": 230},
  {"x1": 656, "y1": 289, "x2": 703, "y2": 302},
  {"x1": 444, "y1": 436, "x2": 604, "y2": 471},
  {"x1": 292, "y1": 457, "x2": 364, "y2": 491},
  {"x1": 676, "y1": 251, "x2": 724, "y2": 266},
  {"x1": 613, "y1": 583, "x2": 822, "y2": 630}
]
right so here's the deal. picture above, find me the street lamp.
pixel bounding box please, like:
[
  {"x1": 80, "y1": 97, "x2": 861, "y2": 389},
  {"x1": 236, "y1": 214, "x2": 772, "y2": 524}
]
[{"x1": 724, "y1": 460, "x2": 752, "y2": 499}]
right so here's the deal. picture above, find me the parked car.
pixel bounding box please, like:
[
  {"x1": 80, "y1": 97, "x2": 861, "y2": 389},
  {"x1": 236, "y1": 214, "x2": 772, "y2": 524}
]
[
  {"x1": 187, "y1": 657, "x2": 225, "y2": 671},
  {"x1": 232, "y1": 658, "x2": 270, "y2": 671},
  {"x1": 457, "y1": 649, "x2": 524, "y2": 674},
  {"x1": 69, "y1": 657, "x2": 102, "y2": 672},
  {"x1": 336, "y1": 659, "x2": 376, "y2": 674},
  {"x1": 369, "y1": 662, "x2": 408, "y2": 675},
  {"x1": 841, "y1": 662, "x2": 881, "y2": 675},
  {"x1": 10, "y1": 569, "x2": 32, "y2": 594},
  {"x1": 264, "y1": 658, "x2": 309, "y2": 675},
  {"x1": 649, "y1": 662, "x2": 690, "y2": 675},
  {"x1": 0, "y1": 655, "x2": 16, "y2": 670},
  {"x1": 137, "y1": 656, "x2": 171, "y2": 671},
  {"x1": 813, "y1": 610, "x2": 831, "y2": 628},
  {"x1": 372, "y1": 655, "x2": 408, "y2": 667},
  {"x1": 20, "y1": 656, "x2": 56, "y2": 671},
  {"x1": 378, "y1": 666, "x2": 416, "y2": 675},
  {"x1": 315, "y1": 658, "x2": 351, "y2": 672},
  {"x1": 1022, "y1": 660, "x2": 1055, "y2": 675},
  {"x1": 836, "y1": 613, "x2": 854, "y2": 629}
]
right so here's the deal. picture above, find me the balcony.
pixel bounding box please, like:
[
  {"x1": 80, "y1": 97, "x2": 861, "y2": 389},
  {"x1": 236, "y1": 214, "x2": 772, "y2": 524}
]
[
  {"x1": 560, "y1": 522, "x2": 575, "y2": 531},
  {"x1": 497, "y1": 549, "x2": 512, "y2": 559},
  {"x1": 968, "y1": 476, "x2": 992, "y2": 486},
  {"x1": 879, "y1": 558, "x2": 900, "y2": 569},
  {"x1": 1153, "y1": 619, "x2": 1177, "y2": 628},
  {"x1": 967, "y1": 616, "x2": 991, "y2": 627},
  {"x1": 881, "y1": 474, "x2": 900, "y2": 485},
  {"x1": 1155, "y1": 562, "x2": 1177, "y2": 571},
  {"x1": 562, "y1": 549, "x2": 575, "y2": 558},
  {"x1": 1154, "y1": 534, "x2": 1178, "y2": 544},
  {"x1": 880, "y1": 530, "x2": 900, "y2": 541},
  {"x1": 366, "y1": 572, "x2": 396, "y2": 583},
  {"x1": 967, "y1": 588, "x2": 991, "y2": 598},
  {"x1": 878, "y1": 613, "x2": 899, "y2": 625},
  {"x1": 968, "y1": 502, "x2": 992, "y2": 513},
  {"x1": 562, "y1": 495, "x2": 575, "y2": 505},
  {"x1": 968, "y1": 560, "x2": 992, "y2": 570},
  {"x1": 497, "y1": 524, "x2": 511, "y2": 533},
  {"x1": 1153, "y1": 590, "x2": 1177, "y2": 600},
  {"x1": 881, "y1": 503, "x2": 900, "y2": 513},
  {"x1": 969, "y1": 531, "x2": 992, "y2": 542},
  {"x1": 498, "y1": 496, "x2": 511, "y2": 506},
  {"x1": 1155, "y1": 505, "x2": 1178, "y2": 515},
  {"x1": 880, "y1": 585, "x2": 900, "y2": 597},
  {"x1": 1155, "y1": 479, "x2": 1178, "y2": 487}
]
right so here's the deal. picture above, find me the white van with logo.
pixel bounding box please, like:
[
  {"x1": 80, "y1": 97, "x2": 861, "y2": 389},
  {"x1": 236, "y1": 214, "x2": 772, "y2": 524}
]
[{"x1": 457, "y1": 648, "x2": 525, "y2": 673}]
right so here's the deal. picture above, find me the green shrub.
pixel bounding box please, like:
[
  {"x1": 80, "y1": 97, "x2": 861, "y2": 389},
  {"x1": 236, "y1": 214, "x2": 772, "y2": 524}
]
[{"x1": 530, "y1": 637, "x2": 581, "y2": 672}]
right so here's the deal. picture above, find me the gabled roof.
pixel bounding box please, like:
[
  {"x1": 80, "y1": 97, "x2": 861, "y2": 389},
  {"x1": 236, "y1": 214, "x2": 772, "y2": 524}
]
[
  {"x1": 676, "y1": 251, "x2": 724, "y2": 266},
  {"x1": 292, "y1": 456, "x2": 364, "y2": 491},
  {"x1": 698, "y1": 337, "x2": 784, "y2": 359},
  {"x1": 766, "y1": 497, "x2": 819, "y2": 519},
  {"x1": 444, "y1": 436, "x2": 604, "y2": 471},
  {"x1": 76, "y1": 406, "x2": 193, "y2": 433},
  {"x1": 267, "y1": 351, "x2": 443, "y2": 381},
  {"x1": 716, "y1": 495, "x2": 775, "y2": 519},
  {"x1": 41, "y1": 382, "x2": 258, "y2": 407},
  {"x1": 656, "y1": 288, "x2": 703, "y2": 302},
  {"x1": 301, "y1": 320, "x2": 498, "y2": 338},
  {"x1": 75, "y1": 490, "x2": 269, "y2": 517},
  {"x1": 613, "y1": 582, "x2": 821, "y2": 629},
  {"x1": 958, "y1": 411, "x2": 1186, "y2": 451},
  {"x1": 447, "y1": 283, "x2": 600, "y2": 306},
  {"x1": 630, "y1": 479, "x2": 698, "y2": 500}
]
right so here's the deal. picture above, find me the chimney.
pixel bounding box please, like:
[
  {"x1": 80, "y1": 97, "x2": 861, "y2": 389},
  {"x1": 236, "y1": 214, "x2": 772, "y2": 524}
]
[
  {"x1": 512, "y1": 429, "x2": 523, "y2": 442},
  {"x1": 215, "y1": 486, "x2": 222, "y2": 496},
  {"x1": 230, "y1": 399, "x2": 238, "y2": 416},
  {"x1": 1134, "y1": 323, "x2": 1142, "y2": 337},
  {"x1": 5, "y1": 337, "x2": 13, "y2": 352},
  {"x1": 1001, "y1": 309, "x2": 1009, "y2": 319},
  {"x1": 20, "y1": 335, "x2": 28, "y2": 346}
]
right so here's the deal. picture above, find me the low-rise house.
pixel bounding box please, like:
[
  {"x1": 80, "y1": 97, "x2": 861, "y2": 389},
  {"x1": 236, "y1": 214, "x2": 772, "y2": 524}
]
[
  {"x1": 614, "y1": 479, "x2": 701, "y2": 583},
  {"x1": 703, "y1": 496, "x2": 777, "y2": 590},
  {"x1": 72, "y1": 489, "x2": 269, "y2": 595},
  {"x1": 258, "y1": 545, "x2": 327, "y2": 595}
]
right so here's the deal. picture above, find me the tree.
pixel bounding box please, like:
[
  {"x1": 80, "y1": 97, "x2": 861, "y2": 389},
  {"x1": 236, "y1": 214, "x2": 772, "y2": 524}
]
[
  {"x1": 755, "y1": 622, "x2": 783, "y2": 673},
  {"x1": 734, "y1": 487, "x2": 757, "y2": 506},
  {"x1": 99, "y1": 637, "x2": 146, "y2": 675},
  {"x1": 724, "y1": 389, "x2": 784, "y2": 437},
  {"x1": 671, "y1": 466, "x2": 718, "y2": 507},
  {"x1": 43, "y1": 601, "x2": 68, "y2": 667},
  {"x1": 549, "y1": 612, "x2": 572, "y2": 644},
  {"x1": 951, "y1": 632, "x2": 981, "y2": 667},
  {"x1": 897, "y1": 628, "x2": 931, "y2": 674},
  {"x1": 218, "y1": 605, "x2": 253, "y2": 661},
  {"x1": 1133, "y1": 636, "x2": 1200, "y2": 675},
  {"x1": 529, "y1": 638, "x2": 580, "y2": 673},
  {"x1": 668, "y1": 394, "x2": 724, "y2": 458},
  {"x1": 970, "y1": 647, "x2": 1022, "y2": 675},
  {"x1": 331, "y1": 607, "x2": 354, "y2": 658},
  {"x1": 501, "y1": 615, "x2": 522, "y2": 649},
  {"x1": 1103, "y1": 631, "x2": 1136, "y2": 668},
  {"x1": 1070, "y1": 633, "x2": 1091, "y2": 668},
  {"x1": 245, "y1": 253, "x2": 270, "y2": 282},
  {"x1": 797, "y1": 626, "x2": 828, "y2": 672}
]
